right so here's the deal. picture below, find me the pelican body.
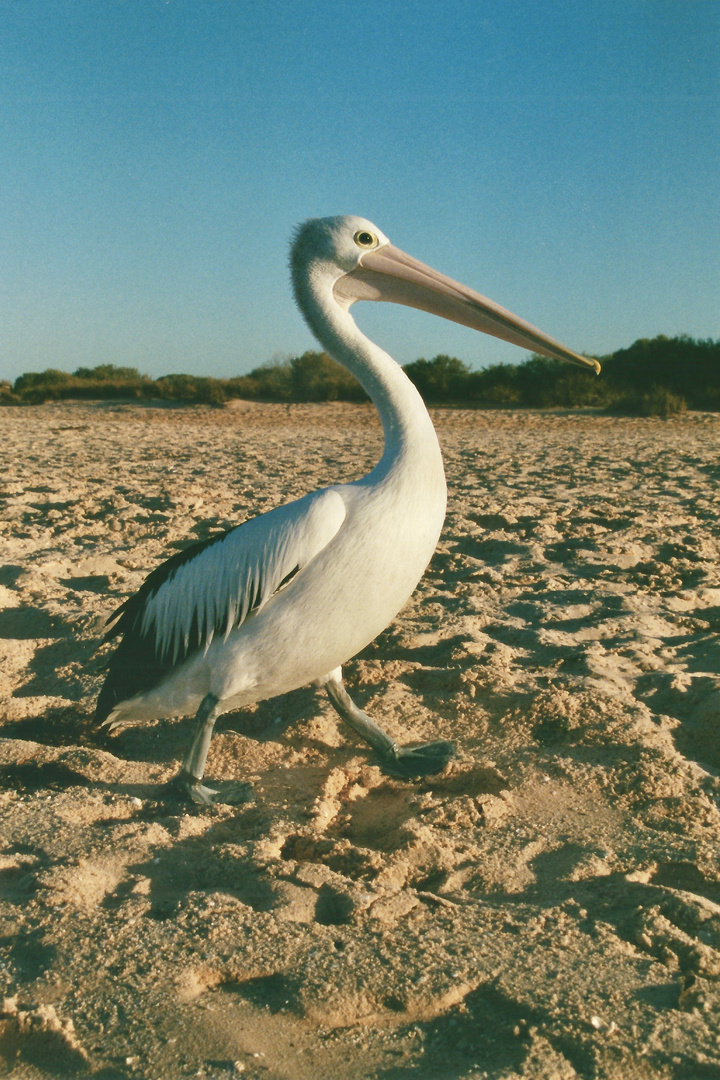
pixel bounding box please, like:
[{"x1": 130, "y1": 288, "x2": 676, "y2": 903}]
[{"x1": 96, "y1": 216, "x2": 598, "y2": 803}]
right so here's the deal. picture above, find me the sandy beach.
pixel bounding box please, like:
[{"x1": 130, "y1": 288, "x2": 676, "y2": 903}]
[{"x1": 1, "y1": 400, "x2": 719, "y2": 1080}]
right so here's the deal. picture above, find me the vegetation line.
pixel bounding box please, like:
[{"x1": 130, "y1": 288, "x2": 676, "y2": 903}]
[{"x1": 2, "y1": 335, "x2": 717, "y2": 416}]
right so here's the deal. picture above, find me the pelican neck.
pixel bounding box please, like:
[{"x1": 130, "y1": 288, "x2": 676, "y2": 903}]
[{"x1": 298, "y1": 288, "x2": 440, "y2": 468}]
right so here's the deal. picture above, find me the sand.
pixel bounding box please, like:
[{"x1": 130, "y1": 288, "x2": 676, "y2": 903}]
[{"x1": 0, "y1": 399, "x2": 719, "y2": 1080}]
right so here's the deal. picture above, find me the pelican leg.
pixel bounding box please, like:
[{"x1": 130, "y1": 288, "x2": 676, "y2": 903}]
[
  {"x1": 323, "y1": 674, "x2": 455, "y2": 778},
  {"x1": 174, "y1": 693, "x2": 254, "y2": 806}
]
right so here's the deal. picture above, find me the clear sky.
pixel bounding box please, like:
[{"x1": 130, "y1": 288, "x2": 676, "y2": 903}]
[{"x1": 1, "y1": 0, "x2": 718, "y2": 383}]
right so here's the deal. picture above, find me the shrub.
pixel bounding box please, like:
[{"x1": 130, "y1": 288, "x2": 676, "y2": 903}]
[
  {"x1": 222, "y1": 374, "x2": 263, "y2": 400},
  {"x1": 73, "y1": 364, "x2": 143, "y2": 382},
  {"x1": 154, "y1": 374, "x2": 227, "y2": 405},
  {"x1": 12, "y1": 365, "x2": 152, "y2": 403},
  {"x1": 403, "y1": 355, "x2": 470, "y2": 401},
  {"x1": 608, "y1": 387, "x2": 688, "y2": 418},
  {"x1": 602, "y1": 335, "x2": 719, "y2": 409},
  {"x1": 0, "y1": 381, "x2": 20, "y2": 405},
  {"x1": 241, "y1": 360, "x2": 294, "y2": 401},
  {"x1": 5, "y1": 335, "x2": 718, "y2": 410},
  {"x1": 290, "y1": 351, "x2": 365, "y2": 401},
  {"x1": 641, "y1": 387, "x2": 687, "y2": 418}
]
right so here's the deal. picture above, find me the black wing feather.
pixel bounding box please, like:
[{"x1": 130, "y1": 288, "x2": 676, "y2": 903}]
[{"x1": 95, "y1": 529, "x2": 239, "y2": 724}]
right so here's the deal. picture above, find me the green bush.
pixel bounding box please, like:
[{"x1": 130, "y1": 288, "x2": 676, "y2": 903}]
[
  {"x1": 73, "y1": 364, "x2": 143, "y2": 382},
  {"x1": 611, "y1": 386, "x2": 688, "y2": 418},
  {"x1": 14, "y1": 368, "x2": 74, "y2": 393},
  {"x1": 602, "y1": 335, "x2": 719, "y2": 408},
  {"x1": 465, "y1": 363, "x2": 520, "y2": 405},
  {"x1": 4, "y1": 336, "x2": 718, "y2": 410},
  {"x1": 403, "y1": 355, "x2": 470, "y2": 401},
  {"x1": 290, "y1": 351, "x2": 365, "y2": 401},
  {"x1": 641, "y1": 388, "x2": 687, "y2": 418},
  {"x1": 0, "y1": 381, "x2": 20, "y2": 405},
  {"x1": 241, "y1": 360, "x2": 294, "y2": 401},
  {"x1": 221, "y1": 374, "x2": 263, "y2": 400},
  {"x1": 12, "y1": 365, "x2": 152, "y2": 403},
  {"x1": 154, "y1": 374, "x2": 227, "y2": 405}
]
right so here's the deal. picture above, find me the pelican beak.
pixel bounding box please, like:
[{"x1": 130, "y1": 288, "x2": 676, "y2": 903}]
[{"x1": 334, "y1": 244, "x2": 600, "y2": 373}]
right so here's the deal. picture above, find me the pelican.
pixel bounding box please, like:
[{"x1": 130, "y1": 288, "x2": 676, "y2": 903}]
[{"x1": 96, "y1": 215, "x2": 599, "y2": 804}]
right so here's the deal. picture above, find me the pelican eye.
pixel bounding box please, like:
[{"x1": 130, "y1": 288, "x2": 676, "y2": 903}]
[{"x1": 354, "y1": 230, "x2": 379, "y2": 249}]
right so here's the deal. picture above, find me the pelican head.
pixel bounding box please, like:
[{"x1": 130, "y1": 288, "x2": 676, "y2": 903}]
[{"x1": 291, "y1": 215, "x2": 599, "y2": 373}]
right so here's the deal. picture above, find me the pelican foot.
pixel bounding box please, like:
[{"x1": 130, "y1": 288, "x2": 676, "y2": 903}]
[
  {"x1": 188, "y1": 780, "x2": 255, "y2": 806},
  {"x1": 169, "y1": 771, "x2": 255, "y2": 807},
  {"x1": 381, "y1": 740, "x2": 456, "y2": 779}
]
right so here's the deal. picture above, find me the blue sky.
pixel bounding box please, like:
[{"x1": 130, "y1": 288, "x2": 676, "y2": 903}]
[{"x1": 2, "y1": 0, "x2": 718, "y2": 382}]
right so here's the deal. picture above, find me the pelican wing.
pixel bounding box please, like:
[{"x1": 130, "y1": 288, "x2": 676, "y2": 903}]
[{"x1": 96, "y1": 489, "x2": 346, "y2": 722}]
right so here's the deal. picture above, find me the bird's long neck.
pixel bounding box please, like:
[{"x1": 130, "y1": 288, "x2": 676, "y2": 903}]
[{"x1": 296, "y1": 284, "x2": 443, "y2": 482}]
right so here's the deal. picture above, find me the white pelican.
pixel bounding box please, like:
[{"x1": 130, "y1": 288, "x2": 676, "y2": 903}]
[{"x1": 96, "y1": 215, "x2": 599, "y2": 804}]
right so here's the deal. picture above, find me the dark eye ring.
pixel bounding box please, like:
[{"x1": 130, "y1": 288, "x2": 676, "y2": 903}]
[{"x1": 354, "y1": 230, "x2": 378, "y2": 248}]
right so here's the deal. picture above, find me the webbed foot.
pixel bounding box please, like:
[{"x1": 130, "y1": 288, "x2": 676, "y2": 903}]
[
  {"x1": 169, "y1": 771, "x2": 255, "y2": 806},
  {"x1": 187, "y1": 780, "x2": 255, "y2": 806},
  {"x1": 380, "y1": 740, "x2": 456, "y2": 779}
]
